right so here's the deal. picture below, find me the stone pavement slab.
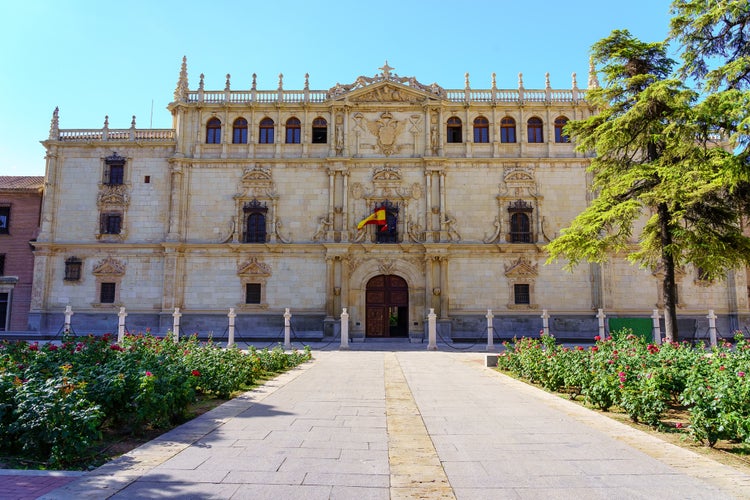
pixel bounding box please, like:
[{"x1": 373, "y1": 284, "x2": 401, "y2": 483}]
[{"x1": 24, "y1": 345, "x2": 750, "y2": 499}]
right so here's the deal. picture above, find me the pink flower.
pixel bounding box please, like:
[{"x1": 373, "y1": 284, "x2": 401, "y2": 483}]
[
  {"x1": 738, "y1": 371, "x2": 745, "y2": 378},
  {"x1": 145, "y1": 371, "x2": 153, "y2": 377},
  {"x1": 675, "y1": 422, "x2": 683, "y2": 429},
  {"x1": 719, "y1": 365, "x2": 726, "y2": 371}
]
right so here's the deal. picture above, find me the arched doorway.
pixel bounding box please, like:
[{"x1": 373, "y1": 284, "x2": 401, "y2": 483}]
[{"x1": 366, "y1": 275, "x2": 409, "y2": 338}]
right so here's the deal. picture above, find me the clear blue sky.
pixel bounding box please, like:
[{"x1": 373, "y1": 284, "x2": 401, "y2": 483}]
[{"x1": 1, "y1": 0, "x2": 675, "y2": 176}]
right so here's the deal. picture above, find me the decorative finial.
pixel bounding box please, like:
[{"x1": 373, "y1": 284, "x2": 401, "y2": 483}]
[
  {"x1": 545, "y1": 72, "x2": 550, "y2": 89},
  {"x1": 278, "y1": 73, "x2": 283, "y2": 90},
  {"x1": 103, "y1": 115, "x2": 109, "y2": 129},
  {"x1": 588, "y1": 57, "x2": 600, "y2": 88},
  {"x1": 252, "y1": 73, "x2": 257, "y2": 91},
  {"x1": 131, "y1": 116, "x2": 136, "y2": 128},
  {"x1": 465, "y1": 72, "x2": 470, "y2": 89},
  {"x1": 173, "y1": 56, "x2": 189, "y2": 101},
  {"x1": 304, "y1": 73, "x2": 309, "y2": 90},
  {"x1": 199, "y1": 73, "x2": 205, "y2": 91},
  {"x1": 225, "y1": 74, "x2": 231, "y2": 91},
  {"x1": 491, "y1": 72, "x2": 497, "y2": 90},
  {"x1": 572, "y1": 72, "x2": 578, "y2": 89},
  {"x1": 379, "y1": 61, "x2": 394, "y2": 79},
  {"x1": 49, "y1": 106, "x2": 59, "y2": 139},
  {"x1": 518, "y1": 72, "x2": 524, "y2": 88}
]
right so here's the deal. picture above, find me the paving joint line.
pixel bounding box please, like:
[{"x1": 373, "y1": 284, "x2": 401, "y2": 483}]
[{"x1": 384, "y1": 352, "x2": 455, "y2": 499}]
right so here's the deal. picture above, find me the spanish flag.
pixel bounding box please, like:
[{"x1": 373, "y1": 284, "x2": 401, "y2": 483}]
[{"x1": 357, "y1": 208, "x2": 387, "y2": 229}]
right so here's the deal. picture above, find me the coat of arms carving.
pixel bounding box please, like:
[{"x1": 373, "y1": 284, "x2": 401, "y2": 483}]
[{"x1": 366, "y1": 112, "x2": 406, "y2": 156}]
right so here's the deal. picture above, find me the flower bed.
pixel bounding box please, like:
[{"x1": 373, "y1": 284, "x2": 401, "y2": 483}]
[
  {"x1": 496, "y1": 330, "x2": 750, "y2": 447},
  {"x1": 0, "y1": 333, "x2": 311, "y2": 468}
]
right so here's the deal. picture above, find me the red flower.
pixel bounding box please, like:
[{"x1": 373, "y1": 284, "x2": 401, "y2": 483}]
[
  {"x1": 591, "y1": 346, "x2": 599, "y2": 352},
  {"x1": 719, "y1": 365, "x2": 726, "y2": 371},
  {"x1": 28, "y1": 343, "x2": 39, "y2": 351},
  {"x1": 594, "y1": 335, "x2": 601, "y2": 341},
  {"x1": 145, "y1": 371, "x2": 153, "y2": 377},
  {"x1": 675, "y1": 422, "x2": 683, "y2": 429},
  {"x1": 739, "y1": 371, "x2": 746, "y2": 378},
  {"x1": 191, "y1": 370, "x2": 201, "y2": 377}
]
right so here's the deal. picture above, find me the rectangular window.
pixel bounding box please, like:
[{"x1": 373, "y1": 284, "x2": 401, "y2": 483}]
[
  {"x1": 0, "y1": 292, "x2": 8, "y2": 331},
  {"x1": 64, "y1": 258, "x2": 82, "y2": 281},
  {"x1": 0, "y1": 206, "x2": 9, "y2": 234},
  {"x1": 514, "y1": 284, "x2": 530, "y2": 305},
  {"x1": 312, "y1": 127, "x2": 327, "y2": 143},
  {"x1": 245, "y1": 283, "x2": 261, "y2": 304},
  {"x1": 100, "y1": 282, "x2": 116, "y2": 303},
  {"x1": 100, "y1": 213, "x2": 122, "y2": 234},
  {"x1": 0, "y1": 254, "x2": 4, "y2": 275},
  {"x1": 105, "y1": 164, "x2": 124, "y2": 185}
]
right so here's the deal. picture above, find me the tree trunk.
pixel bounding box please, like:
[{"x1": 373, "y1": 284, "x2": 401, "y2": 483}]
[{"x1": 658, "y1": 202, "x2": 679, "y2": 342}]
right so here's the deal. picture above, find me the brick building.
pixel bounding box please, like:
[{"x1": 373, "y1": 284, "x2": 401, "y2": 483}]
[{"x1": 0, "y1": 176, "x2": 43, "y2": 331}]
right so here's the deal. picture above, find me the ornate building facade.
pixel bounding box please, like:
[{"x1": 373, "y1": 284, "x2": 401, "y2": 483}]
[{"x1": 29, "y1": 59, "x2": 749, "y2": 340}]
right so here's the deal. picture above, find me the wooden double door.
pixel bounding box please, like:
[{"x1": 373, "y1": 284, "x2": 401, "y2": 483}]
[{"x1": 366, "y1": 275, "x2": 409, "y2": 338}]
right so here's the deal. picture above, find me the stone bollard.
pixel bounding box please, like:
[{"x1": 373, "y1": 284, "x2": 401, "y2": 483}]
[
  {"x1": 117, "y1": 306, "x2": 127, "y2": 343},
  {"x1": 227, "y1": 308, "x2": 236, "y2": 348},
  {"x1": 64, "y1": 305, "x2": 74, "y2": 334},
  {"x1": 486, "y1": 309, "x2": 495, "y2": 351},
  {"x1": 284, "y1": 308, "x2": 292, "y2": 350},
  {"x1": 172, "y1": 307, "x2": 181, "y2": 343},
  {"x1": 340, "y1": 308, "x2": 350, "y2": 350},
  {"x1": 597, "y1": 308, "x2": 606, "y2": 339},
  {"x1": 651, "y1": 309, "x2": 662, "y2": 345},
  {"x1": 541, "y1": 309, "x2": 550, "y2": 337},
  {"x1": 707, "y1": 309, "x2": 717, "y2": 347},
  {"x1": 427, "y1": 308, "x2": 437, "y2": 351}
]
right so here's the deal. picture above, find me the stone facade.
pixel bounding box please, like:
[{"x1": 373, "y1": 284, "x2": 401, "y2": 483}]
[
  {"x1": 29, "y1": 59, "x2": 749, "y2": 340},
  {"x1": 0, "y1": 176, "x2": 43, "y2": 332}
]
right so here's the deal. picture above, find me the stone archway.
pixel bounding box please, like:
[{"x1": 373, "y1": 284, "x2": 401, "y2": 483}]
[{"x1": 365, "y1": 275, "x2": 409, "y2": 338}]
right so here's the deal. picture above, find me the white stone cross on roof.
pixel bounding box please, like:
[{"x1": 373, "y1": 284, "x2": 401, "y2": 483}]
[{"x1": 379, "y1": 61, "x2": 394, "y2": 79}]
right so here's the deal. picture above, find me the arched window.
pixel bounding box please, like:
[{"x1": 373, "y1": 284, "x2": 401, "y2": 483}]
[
  {"x1": 447, "y1": 117, "x2": 462, "y2": 143},
  {"x1": 243, "y1": 200, "x2": 268, "y2": 243},
  {"x1": 232, "y1": 118, "x2": 248, "y2": 144},
  {"x1": 285, "y1": 117, "x2": 301, "y2": 144},
  {"x1": 312, "y1": 117, "x2": 327, "y2": 143},
  {"x1": 527, "y1": 117, "x2": 543, "y2": 143},
  {"x1": 473, "y1": 116, "x2": 489, "y2": 143},
  {"x1": 259, "y1": 118, "x2": 274, "y2": 144},
  {"x1": 510, "y1": 213, "x2": 531, "y2": 243},
  {"x1": 206, "y1": 118, "x2": 221, "y2": 144},
  {"x1": 554, "y1": 116, "x2": 570, "y2": 143},
  {"x1": 500, "y1": 117, "x2": 516, "y2": 143}
]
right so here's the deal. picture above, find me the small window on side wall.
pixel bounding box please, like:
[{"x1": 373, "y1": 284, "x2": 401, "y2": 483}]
[
  {"x1": 0, "y1": 206, "x2": 9, "y2": 234},
  {"x1": 64, "y1": 257, "x2": 82, "y2": 281}
]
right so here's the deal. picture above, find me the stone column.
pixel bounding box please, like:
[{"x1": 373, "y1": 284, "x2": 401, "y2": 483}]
[
  {"x1": 325, "y1": 256, "x2": 335, "y2": 320},
  {"x1": 118, "y1": 307, "x2": 128, "y2": 343},
  {"x1": 166, "y1": 163, "x2": 184, "y2": 241},
  {"x1": 172, "y1": 307, "x2": 182, "y2": 343},
  {"x1": 427, "y1": 308, "x2": 437, "y2": 351},
  {"x1": 439, "y1": 256, "x2": 449, "y2": 319},
  {"x1": 424, "y1": 256, "x2": 434, "y2": 312},
  {"x1": 541, "y1": 309, "x2": 550, "y2": 336},
  {"x1": 341, "y1": 171, "x2": 349, "y2": 241},
  {"x1": 425, "y1": 171, "x2": 433, "y2": 242},
  {"x1": 707, "y1": 309, "x2": 717, "y2": 347},
  {"x1": 651, "y1": 309, "x2": 661, "y2": 345},
  {"x1": 486, "y1": 309, "x2": 495, "y2": 351},
  {"x1": 340, "y1": 257, "x2": 350, "y2": 310},
  {"x1": 439, "y1": 172, "x2": 447, "y2": 241},
  {"x1": 597, "y1": 308, "x2": 606, "y2": 339},
  {"x1": 64, "y1": 305, "x2": 74, "y2": 335}
]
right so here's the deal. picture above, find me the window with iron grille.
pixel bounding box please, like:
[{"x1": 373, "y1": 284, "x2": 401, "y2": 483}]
[
  {"x1": 514, "y1": 284, "x2": 530, "y2": 305},
  {"x1": 100, "y1": 212, "x2": 122, "y2": 234},
  {"x1": 245, "y1": 283, "x2": 261, "y2": 304},
  {"x1": 104, "y1": 152, "x2": 126, "y2": 185},
  {"x1": 64, "y1": 257, "x2": 82, "y2": 281},
  {"x1": 100, "y1": 282, "x2": 116, "y2": 303}
]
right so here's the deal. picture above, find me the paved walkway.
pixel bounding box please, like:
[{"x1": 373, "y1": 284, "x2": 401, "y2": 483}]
[{"x1": 9, "y1": 342, "x2": 749, "y2": 499}]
